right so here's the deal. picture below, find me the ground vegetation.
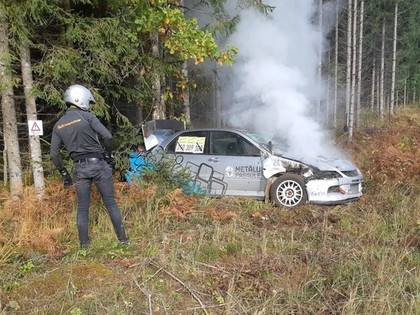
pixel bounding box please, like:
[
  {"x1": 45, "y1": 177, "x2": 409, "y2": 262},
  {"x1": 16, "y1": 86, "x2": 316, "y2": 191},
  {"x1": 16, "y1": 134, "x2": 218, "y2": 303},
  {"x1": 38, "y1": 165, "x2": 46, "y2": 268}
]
[{"x1": 0, "y1": 106, "x2": 418, "y2": 314}]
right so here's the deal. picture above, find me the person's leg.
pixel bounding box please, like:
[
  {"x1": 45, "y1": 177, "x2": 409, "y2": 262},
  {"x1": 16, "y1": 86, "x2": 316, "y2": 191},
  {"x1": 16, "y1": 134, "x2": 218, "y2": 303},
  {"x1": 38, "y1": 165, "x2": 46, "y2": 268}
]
[
  {"x1": 94, "y1": 162, "x2": 127, "y2": 243},
  {"x1": 74, "y1": 166, "x2": 93, "y2": 246}
]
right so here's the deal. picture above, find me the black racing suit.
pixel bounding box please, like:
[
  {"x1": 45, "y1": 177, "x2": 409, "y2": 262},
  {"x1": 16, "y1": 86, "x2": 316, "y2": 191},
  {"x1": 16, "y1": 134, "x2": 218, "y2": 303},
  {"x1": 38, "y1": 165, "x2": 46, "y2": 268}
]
[{"x1": 50, "y1": 107, "x2": 127, "y2": 246}]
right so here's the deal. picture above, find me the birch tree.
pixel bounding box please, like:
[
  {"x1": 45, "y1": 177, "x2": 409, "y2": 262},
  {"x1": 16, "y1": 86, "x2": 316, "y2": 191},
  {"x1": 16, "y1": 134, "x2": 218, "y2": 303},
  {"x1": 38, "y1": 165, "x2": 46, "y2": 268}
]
[
  {"x1": 0, "y1": 6, "x2": 23, "y2": 200},
  {"x1": 356, "y1": 0, "x2": 364, "y2": 127},
  {"x1": 349, "y1": 0, "x2": 358, "y2": 140},
  {"x1": 371, "y1": 59, "x2": 376, "y2": 109},
  {"x1": 345, "y1": 0, "x2": 353, "y2": 130},
  {"x1": 317, "y1": 0, "x2": 323, "y2": 115},
  {"x1": 20, "y1": 41, "x2": 45, "y2": 197},
  {"x1": 333, "y1": 0, "x2": 339, "y2": 129},
  {"x1": 390, "y1": 1, "x2": 398, "y2": 115},
  {"x1": 179, "y1": 0, "x2": 191, "y2": 124},
  {"x1": 379, "y1": 18, "x2": 385, "y2": 119},
  {"x1": 151, "y1": 30, "x2": 165, "y2": 120},
  {"x1": 11, "y1": 0, "x2": 51, "y2": 197}
]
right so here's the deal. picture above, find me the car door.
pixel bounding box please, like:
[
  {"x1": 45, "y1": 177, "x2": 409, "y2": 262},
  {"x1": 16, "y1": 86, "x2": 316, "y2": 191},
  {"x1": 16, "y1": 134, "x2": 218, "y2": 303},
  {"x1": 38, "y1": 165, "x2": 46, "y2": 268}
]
[
  {"x1": 165, "y1": 130, "x2": 216, "y2": 194},
  {"x1": 207, "y1": 131, "x2": 265, "y2": 198}
]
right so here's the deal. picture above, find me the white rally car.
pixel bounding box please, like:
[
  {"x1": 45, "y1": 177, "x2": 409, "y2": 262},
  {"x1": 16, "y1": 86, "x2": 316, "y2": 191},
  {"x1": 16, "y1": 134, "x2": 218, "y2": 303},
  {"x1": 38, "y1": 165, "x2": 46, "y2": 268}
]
[{"x1": 145, "y1": 126, "x2": 363, "y2": 208}]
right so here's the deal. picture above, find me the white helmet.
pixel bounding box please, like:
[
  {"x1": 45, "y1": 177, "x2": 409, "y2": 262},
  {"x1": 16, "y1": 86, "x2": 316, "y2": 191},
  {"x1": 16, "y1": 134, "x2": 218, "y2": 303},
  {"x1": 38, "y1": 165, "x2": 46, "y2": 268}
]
[{"x1": 64, "y1": 84, "x2": 96, "y2": 111}]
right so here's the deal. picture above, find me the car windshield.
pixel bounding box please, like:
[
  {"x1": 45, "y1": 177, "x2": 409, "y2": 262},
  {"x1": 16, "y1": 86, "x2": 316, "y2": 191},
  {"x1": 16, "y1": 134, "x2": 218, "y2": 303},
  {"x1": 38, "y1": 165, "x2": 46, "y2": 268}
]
[{"x1": 244, "y1": 131, "x2": 289, "y2": 154}]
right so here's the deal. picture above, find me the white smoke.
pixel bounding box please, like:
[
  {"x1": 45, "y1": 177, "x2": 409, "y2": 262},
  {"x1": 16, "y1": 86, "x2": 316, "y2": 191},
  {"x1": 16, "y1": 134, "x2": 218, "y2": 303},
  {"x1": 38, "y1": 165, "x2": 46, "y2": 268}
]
[{"x1": 221, "y1": 0, "x2": 343, "y2": 159}]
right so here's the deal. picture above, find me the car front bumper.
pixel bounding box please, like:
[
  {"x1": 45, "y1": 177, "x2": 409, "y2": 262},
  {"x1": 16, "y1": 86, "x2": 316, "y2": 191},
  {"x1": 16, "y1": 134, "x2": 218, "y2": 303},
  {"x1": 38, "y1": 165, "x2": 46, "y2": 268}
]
[{"x1": 306, "y1": 177, "x2": 363, "y2": 204}]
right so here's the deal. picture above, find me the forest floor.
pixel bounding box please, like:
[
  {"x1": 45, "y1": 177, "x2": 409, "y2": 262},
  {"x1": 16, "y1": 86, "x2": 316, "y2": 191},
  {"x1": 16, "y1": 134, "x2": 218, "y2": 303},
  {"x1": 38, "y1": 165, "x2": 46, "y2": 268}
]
[{"x1": 0, "y1": 106, "x2": 419, "y2": 315}]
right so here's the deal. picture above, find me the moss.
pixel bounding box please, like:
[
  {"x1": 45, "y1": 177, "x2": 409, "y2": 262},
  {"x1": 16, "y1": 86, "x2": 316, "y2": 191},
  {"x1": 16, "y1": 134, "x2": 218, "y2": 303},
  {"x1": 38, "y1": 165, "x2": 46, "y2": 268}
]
[{"x1": 9, "y1": 262, "x2": 120, "y2": 314}]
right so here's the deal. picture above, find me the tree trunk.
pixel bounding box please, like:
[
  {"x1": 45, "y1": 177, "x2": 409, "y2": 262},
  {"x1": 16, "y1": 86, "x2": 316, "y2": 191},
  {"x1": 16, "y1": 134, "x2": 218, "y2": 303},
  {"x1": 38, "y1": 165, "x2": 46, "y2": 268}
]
[
  {"x1": 371, "y1": 59, "x2": 376, "y2": 110},
  {"x1": 181, "y1": 60, "x2": 190, "y2": 124},
  {"x1": 62, "y1": 0, "x2": 70, "y2": 10},
  {"x1": 356, "y1": 0, "x2": 364, "y2": 127},
  {"x1": 151, "y1": 30, "x2": 165, "y2": 120},
  {"x1": 345, "y1": 0, "x2": 353, "y2": 129},
  {"x1": 0, "y1": 9, "x2": 23, "y2": 200},
  {"x1": 326, "y1": 50, "x2": 331, "y2": 123},
  {"x1": 379, "y1": 18, "x2": 385, "y2": 119},
  {"x1": 376, "y1": 66, "x2": 380, "y2": 110},
  {"x1": 2, "y1": 144, "x2": 7, "y2": 184},
  {"x1": 214, "y1": 64, "x2": 222, "y2": 128},
  {"x1": 333, "y1": 0, "x2": 339, "y2": 129},
  {"x1": 317, "y1": 0, "x2": 323, "y2": 115},
  {"x1": 179, "y1": 0, "x2": 190, "y2": 124},
  {"x1": 349, "y1": 0, "x2": 358, "y2": 140},
  {"x1": 390, "y1": 2, "x2": 398, "y2": 115},
  {"x1": 20, "y1": 40, "x2": 45, "y2": 197}
]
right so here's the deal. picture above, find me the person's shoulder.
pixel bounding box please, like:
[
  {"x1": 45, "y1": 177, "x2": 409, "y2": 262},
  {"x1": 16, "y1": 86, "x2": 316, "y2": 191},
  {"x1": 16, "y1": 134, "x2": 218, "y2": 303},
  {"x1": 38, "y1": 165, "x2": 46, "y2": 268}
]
[
  {"x1": 78, "y1": 110, "x2": 94, "y2": 118},
  {"x1": 76, "y1": 110, "x2": 97, "y2": 122},
  {"x1": 53, "y1": 114, "x2": 67, "y2": 128}
]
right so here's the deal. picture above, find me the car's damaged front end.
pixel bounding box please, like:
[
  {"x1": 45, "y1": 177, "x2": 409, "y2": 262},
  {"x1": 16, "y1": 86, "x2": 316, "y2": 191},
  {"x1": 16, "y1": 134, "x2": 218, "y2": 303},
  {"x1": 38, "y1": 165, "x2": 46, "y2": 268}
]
[
  {"x1": 302, "y1": 160, "x2": 363, "y2": 205},
  {"x1": 252, "y1": 130, "x2": 364, "y2": 205},
  {"x1": 264, "y1": 152, "x2": 364, "y2": 205}
]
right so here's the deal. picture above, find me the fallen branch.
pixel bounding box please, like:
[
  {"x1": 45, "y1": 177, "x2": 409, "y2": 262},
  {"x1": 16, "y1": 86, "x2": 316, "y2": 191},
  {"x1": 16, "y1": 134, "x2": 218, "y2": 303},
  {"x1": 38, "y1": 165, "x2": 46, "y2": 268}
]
[
  {"x1": 133, "y1": 277, "x2": 153, "y2": 315},
  {"x1": 149, "y1": 260, "x2": 209, "y2": 315}
]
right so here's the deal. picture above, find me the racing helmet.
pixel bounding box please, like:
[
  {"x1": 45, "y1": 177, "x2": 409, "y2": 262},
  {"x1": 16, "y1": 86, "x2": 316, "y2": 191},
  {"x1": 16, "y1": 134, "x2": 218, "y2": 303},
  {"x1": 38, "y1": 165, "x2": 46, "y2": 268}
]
[{"x1": 64, "y1": 84, "x2": 96, "y2": 111}]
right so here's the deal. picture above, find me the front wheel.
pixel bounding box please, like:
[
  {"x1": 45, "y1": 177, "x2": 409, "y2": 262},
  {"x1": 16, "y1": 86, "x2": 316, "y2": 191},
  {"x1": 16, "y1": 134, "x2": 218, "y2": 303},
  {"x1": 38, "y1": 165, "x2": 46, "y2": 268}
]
[{"x1": 270, "y1": 174, "x2": 308, "y2": 207}]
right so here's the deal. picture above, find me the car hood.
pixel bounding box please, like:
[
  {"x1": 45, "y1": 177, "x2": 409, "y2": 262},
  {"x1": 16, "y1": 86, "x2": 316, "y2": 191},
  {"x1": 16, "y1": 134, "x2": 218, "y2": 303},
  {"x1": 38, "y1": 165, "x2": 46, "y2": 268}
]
[{"x1": 276, "y1": 152, "x2": 359, "y2": 172}]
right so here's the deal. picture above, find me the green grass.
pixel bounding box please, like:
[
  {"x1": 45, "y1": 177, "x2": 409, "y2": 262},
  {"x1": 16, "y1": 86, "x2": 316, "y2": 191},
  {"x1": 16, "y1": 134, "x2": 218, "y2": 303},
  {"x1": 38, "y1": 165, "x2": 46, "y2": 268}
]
[
  {"x1": 1, "y1": 184, "x2": 419, "y2": 314},
  {"x1": 1, "y1": 108, "x2": 420, "y2": 314}
]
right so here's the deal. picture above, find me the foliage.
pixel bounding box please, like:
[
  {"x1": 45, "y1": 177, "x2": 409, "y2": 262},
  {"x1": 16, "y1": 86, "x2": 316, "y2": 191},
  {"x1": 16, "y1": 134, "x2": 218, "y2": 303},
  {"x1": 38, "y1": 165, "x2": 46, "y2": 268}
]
[
  {"x1": 104, "y1": 0, "x2": 238, "y2": 120},
  {"x1": 2, "y1": 0, "x2": 238, "y2": 124},
  {"x1": 0, "y1": 0, "x2": 242, "y2": 188},
  {"x1": 112, "y1": 123, "x2": 144, "y2": 171},
  {"x1": 31, "y1": 14, "x2": 143, "y2": 114},
  {"x1": 141, "y1": 151, "x2": 196, "y2": 194},
  {"x1": 115, "y1": 0, "x2": 237, "y2": 63},
  {"x1": 398, "y1": 0, "x2": 420, "y2": 89}
]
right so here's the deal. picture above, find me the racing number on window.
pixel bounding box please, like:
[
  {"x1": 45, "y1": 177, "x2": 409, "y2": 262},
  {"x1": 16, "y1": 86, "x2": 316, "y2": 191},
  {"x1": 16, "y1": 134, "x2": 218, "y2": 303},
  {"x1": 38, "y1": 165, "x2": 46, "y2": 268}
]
[{"x1": 176, "y1": 136, "x2": 206, "y2": 153}]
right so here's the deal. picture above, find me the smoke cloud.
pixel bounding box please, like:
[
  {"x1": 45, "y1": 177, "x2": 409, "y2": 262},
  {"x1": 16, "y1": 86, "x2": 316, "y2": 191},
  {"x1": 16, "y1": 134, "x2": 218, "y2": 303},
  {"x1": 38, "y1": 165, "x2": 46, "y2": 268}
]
[{"x1": 221, "y1": 0, "x2": 342, "y2": 159}]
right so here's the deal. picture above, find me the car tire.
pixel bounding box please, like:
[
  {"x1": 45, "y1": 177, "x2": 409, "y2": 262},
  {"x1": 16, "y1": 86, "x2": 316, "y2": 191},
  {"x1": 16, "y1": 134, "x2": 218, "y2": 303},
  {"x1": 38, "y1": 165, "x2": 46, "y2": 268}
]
[{"x1": 270, "y1": 174, "x2": 307, "y2": 207}]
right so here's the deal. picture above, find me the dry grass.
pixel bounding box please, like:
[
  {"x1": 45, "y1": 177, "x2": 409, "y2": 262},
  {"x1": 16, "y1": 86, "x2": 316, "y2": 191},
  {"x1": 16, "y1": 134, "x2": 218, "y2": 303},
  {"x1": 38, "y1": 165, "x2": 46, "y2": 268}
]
[
  {"x1": 1, "y1": 181, "x2": 76, "y2": 257},
  {"x1": 0, "y1": 106, "x2": 419, "y2": 314},
  {"x1": 350, "y1": 112, "x2": 420, "y2": 183}
]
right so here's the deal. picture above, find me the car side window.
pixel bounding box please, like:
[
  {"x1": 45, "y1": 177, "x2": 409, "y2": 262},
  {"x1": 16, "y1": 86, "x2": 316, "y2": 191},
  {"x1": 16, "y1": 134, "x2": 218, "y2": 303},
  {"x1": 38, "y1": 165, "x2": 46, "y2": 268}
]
[
  {"x1": 166, "y1": 131, "x2": 208, "y2": 154},
  {"x1": 242, "y1": 139, "x2": 261, "y2": 156},
  {"x1": 211, "y1": 131, "x2": 260, "y2": 156}
]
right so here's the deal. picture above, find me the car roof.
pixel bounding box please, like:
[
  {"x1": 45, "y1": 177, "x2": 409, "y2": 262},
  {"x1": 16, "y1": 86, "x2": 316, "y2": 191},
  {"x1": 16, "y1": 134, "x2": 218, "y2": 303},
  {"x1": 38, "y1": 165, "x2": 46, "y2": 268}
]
[
  {"x1": 172, "y1": 127, "x2": 250, "y2": 133},
  {"x1": 146, "y1": 127, "x2": 257, "y2": 150},
  {"x1": 165, "y1": 127, "x2": 254, "y2": 139}
]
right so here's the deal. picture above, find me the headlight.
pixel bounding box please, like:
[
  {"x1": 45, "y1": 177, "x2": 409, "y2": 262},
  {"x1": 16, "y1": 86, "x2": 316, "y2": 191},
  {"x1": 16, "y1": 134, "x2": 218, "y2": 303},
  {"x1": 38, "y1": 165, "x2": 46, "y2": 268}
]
[
  {"x1": 342, "y1": 170, "x2": 360, "y2": 177},
  {"x1": 317, "y1": 171, "x2": 342, "y2": 179}
]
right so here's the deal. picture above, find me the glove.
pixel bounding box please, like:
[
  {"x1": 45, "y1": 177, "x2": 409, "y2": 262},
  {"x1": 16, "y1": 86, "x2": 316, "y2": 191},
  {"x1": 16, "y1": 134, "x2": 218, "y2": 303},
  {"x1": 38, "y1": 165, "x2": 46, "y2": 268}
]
[
  {"x1": 104, "y1": 153, "x2": 115, "y2": 168},
  {"x1": 60, "y1": 169, "x2": 73, "y2": 188}
]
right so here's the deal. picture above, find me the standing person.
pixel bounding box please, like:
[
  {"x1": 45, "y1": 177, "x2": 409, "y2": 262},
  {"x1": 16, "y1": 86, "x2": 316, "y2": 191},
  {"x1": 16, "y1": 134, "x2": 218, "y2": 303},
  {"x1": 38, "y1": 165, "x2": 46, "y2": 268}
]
[{"x1": 50, "y1": 84, "x2": 128, "y2": 248}]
